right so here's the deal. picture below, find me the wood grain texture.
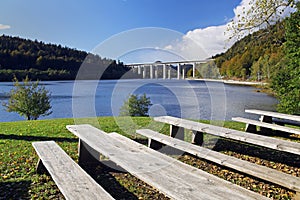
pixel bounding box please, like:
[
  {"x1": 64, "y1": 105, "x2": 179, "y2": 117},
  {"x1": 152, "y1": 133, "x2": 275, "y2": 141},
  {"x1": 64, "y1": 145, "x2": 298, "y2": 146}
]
[
  {"x1": 32, "y1": 141, "x2": 114, "y2": 200},
  {"x1": 66, "y1": 125, "x2": 268, "y2": 200},
  {"x1": 137, "y1": 129, "x2": 300, "y2": 193},
  {"x1": 154, "y1": 116, "x2": 300, "y2": 156},
  {"x1": 232, "y1": 117, "x2": 300, "y2": 135},
  {"x1": 245, "y1": 109, "x2": 300, "y2": 122}
]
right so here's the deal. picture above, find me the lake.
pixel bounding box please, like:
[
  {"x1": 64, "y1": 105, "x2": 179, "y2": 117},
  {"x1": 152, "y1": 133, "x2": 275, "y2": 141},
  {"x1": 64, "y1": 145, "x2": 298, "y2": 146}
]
[{"x1": 0, "y1": 79, "x2": 278, "y2": 122}]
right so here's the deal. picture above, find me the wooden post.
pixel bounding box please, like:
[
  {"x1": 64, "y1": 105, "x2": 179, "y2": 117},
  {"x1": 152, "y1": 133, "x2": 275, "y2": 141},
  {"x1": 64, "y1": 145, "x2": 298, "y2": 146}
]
[
  {"x1": 245, "y1": 123, "x2": 257, "y2": 133},
  {"x1": 148, "y1": 138, "x2": 164, "y2": 150},
  {"x1": 170, "y1": 125, "x2": 184, "y2": 140},
  {"x1": 78, "y1": 139, "x2": 100, "y2": 166},
  {"x1": 36, "y1": 159, "x2": 48, "y2": 174},
  {"x1": 192, "y1": 131, "x2": 203, "y2": 146},
  {"x1": 260, "y1": 115, "x2": 273, "y2": 135}
]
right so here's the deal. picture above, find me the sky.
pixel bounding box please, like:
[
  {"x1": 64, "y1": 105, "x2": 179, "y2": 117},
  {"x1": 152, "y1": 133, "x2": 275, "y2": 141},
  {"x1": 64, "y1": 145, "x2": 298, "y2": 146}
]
[{"x1": 0, "y1": 0, "x2": 246, "y2": 63}]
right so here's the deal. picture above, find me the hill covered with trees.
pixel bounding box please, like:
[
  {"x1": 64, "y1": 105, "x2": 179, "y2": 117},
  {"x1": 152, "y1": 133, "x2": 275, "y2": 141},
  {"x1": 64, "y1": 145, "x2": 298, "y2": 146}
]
[
  {"x1": 214, "y1": 2, "x2": 300, "y2": 114},
  {"x1": 214, "y1": 21, "x2": 285, "y2": 81},
  {"x1": 0, "y1": 35, "x2": 136, "y2": 81}
]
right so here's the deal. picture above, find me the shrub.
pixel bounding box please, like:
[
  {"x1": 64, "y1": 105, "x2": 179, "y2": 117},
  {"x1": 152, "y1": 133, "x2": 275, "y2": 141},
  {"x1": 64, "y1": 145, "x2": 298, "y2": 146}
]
[
  {"x1": 120, "y1": 94, "x2": 152, "y2": 117},
  {"x1": 3, "y1": 77, "x2": 52, "y2": 120}
]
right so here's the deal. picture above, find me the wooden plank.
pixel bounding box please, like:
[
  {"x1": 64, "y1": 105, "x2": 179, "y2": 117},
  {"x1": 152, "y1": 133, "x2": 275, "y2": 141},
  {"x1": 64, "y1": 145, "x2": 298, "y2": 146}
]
[
  {"x1": 154, "y1": 116, "x2": 300, "y2": 156},
  {"x1": 136, "y1": 129, "x2": 300, "y2": 193},
  {"x1": 245, "y1": 109, "x2": 300, "y2": 123},
  {"x1": 232, "y1": 117, "x2": 300, "y2": 135},
  {"x1": 32, "y1": 141, "x2": 114, "y2": 200},
  {"x1": 67, "y1": 125, "x2": 268, "y2": 200}
]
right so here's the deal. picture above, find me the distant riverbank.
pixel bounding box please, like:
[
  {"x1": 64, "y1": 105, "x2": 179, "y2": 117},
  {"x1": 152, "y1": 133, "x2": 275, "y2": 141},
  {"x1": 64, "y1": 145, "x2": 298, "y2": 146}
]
[{"x1": 190, "y1": 78, "x2": 268, "y2": 86}]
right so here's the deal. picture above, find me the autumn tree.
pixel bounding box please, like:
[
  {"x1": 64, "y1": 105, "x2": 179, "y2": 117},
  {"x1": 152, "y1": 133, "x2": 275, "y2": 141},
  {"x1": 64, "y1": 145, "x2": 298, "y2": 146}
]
[{"x1": 3, "y1": 77, "x2": 52, "y2": 120}]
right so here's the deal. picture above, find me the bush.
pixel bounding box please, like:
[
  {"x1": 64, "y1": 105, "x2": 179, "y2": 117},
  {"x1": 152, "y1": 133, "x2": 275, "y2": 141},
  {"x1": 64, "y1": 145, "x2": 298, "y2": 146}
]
[
  {"x1": 3, "y1": 77, "x2": 52, "y2": 120},
  {"x1": 120, "y1": 94, "x2": 152, "y2": 116}
]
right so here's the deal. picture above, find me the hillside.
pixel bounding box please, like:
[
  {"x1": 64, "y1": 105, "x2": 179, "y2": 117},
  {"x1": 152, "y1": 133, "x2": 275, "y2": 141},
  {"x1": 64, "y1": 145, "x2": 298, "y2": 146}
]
[
  {"x1": 214, "y1": 21, "x2": 286, "y2": 81},
  {"x1": 0, "y1": 35, "x2": 137, "y2": 81}
]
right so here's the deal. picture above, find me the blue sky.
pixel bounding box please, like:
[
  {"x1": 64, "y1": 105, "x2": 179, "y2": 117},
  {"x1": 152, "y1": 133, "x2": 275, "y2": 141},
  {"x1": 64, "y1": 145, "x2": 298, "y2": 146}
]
[{"x1": 0, "y1": 0, "x2": 242, "y2": 62}]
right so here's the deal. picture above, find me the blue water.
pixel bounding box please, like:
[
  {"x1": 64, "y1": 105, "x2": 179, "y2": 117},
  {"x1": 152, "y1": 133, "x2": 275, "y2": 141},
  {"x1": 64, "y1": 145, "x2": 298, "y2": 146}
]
[{"x1": 0, "y1": 79, "x2": 278, "y2": 122}]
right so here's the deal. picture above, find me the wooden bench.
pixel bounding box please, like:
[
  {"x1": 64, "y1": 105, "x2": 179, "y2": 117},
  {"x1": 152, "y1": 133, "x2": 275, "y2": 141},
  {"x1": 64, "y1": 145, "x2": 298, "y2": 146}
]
[
  {"x1": 32, "y1": 141, "x2": 114, "y2": 200},
  {"x1": 154, "y1": 116, "x2": 300, "y2": 156},
  {"x1": 136, "y1": 129, "x2": 300, "y2": 197},
  {"x1": 66, "y1": 124, "x2": 268, "y2": 200},
  {"x1": 245, "y1": 109, "x2": 300, "y2": 126},
  {"x1": 232, "y1": 117, "x2": 300, "y2": 135}
]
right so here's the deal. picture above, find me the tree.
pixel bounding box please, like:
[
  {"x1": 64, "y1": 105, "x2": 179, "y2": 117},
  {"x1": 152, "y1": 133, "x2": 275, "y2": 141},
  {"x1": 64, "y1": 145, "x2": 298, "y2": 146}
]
[
  {"x1": 120, "y1": 94, "x2": 152, "y2": 117},
  {"x1": 3, "y1": 77, "x2": 52, "y2": 120},
  {"x1": 227, "y1": 0, "x2": 297, "y2": 40},
  {"x1": 271, "y1": 3, "x2": 300, "y2": 114}
]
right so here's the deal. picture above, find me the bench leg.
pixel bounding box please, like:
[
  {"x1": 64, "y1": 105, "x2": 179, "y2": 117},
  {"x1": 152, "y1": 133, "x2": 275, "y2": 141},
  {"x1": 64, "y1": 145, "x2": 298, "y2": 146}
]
[
  {"x1": 170, "y1": 125, "x2": 184, "y2": 140},
  {"x1": 259, "y1": 115, "x2": 273, "y2": 135},
  {"x1": 148, "y1": 138, "x2": 164, "y2": 150},
  {"x1": 192, "y1": 131, "x2": 203, "y2": 146},
  {"x1": 78, "y1": 139, "x2": 101, "y2": 166},
  {"x1": 245, "y1": 124, "x2": 257, "y2": 133},
  {"x1": 294, "y1": 192, "x2": 300, "y2": 200},
  {"x1": 36, "y1": 159, "x2": 48, "y2": 174}
]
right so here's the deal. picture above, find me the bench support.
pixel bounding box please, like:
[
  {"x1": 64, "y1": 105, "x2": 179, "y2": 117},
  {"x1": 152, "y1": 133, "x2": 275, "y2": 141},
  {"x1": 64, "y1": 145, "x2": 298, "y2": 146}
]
[
  {"x1": 36, "y1": 159, "x2": 48, "y2": 174},
  {"x1": 259, "y1": 115, "x2": 273, "y2": 135},
  {"x1": 78, "y1": 139, "x2": 101, "y2": 166},
  {"x1": 148, "y1": 138, "x2": 164, "y2": 150},
  {"x1": 191, "y1": 131, "x2": 203, "y2": 146},
  {"x1": 245, "y1": 123, "x2": 257, "y2": 133},
  {"x1": 170, "y1": 125, "x2": 184, "y2": 140}
]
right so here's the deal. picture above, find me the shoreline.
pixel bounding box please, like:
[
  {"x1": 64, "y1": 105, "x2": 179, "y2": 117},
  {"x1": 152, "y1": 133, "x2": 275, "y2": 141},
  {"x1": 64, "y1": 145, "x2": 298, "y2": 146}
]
[{"x1": 189, "y1": 78, "x2": 268, "y2": 86}]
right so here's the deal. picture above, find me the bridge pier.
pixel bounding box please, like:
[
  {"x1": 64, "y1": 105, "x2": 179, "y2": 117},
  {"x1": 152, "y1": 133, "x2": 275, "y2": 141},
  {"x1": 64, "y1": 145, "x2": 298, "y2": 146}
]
[
  {"x1": 163, "y1": 64, "x2": 166, "y2": 79},
  {"x1": 177, "y1": 64, "x2": 181, "y2": 80},
  {"x1": 168, "y1": 66, "x2": 171, "y2": 79},
  {"x1": 142, "y1": 66, "x2": 146, "y2": 79},
  {"x1": 192, "y1": 63, "x2": 195, "y2": 78},
  {"x1": 138, "y1": 66, "x2": 141, "y2": 75},
  {"x1": 155, "y1": 66, "x2": 158, "y2": 79},
  {"x1": 150, "y1": 65, "x2": 153, "y2": 79}
]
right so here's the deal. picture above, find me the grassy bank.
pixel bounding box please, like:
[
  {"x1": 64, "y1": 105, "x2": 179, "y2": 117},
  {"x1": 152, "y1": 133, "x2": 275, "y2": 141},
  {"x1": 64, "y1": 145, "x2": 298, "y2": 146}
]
[{"x1": 0, "y1": 117, "x2": 299, "y2": 199}]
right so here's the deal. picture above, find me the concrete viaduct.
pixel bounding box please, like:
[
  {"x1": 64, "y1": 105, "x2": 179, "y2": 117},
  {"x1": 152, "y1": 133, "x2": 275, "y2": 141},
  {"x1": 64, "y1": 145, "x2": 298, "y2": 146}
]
[{"x1": 125, "y1": 59, "x2": 213, "y2": 79}]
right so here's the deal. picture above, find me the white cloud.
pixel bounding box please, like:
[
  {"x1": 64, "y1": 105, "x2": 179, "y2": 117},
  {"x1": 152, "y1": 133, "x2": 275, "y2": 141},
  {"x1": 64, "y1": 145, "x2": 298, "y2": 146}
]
[
  {"x1": 165, "y1": 0, "x2": 296, "y2": 58},
  {"x1": 0, "y1": 24, "x2": 10, "y2": 30}
]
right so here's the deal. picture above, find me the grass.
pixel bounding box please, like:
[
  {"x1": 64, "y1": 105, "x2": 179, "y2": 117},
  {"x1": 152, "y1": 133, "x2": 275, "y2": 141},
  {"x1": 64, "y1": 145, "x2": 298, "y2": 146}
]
[
  {"x1": 0, "y1": 117, "x2": 169, "y2": 199},
  {"x1": 0, "y1": 117, "x2": 299, "y2": 199}
]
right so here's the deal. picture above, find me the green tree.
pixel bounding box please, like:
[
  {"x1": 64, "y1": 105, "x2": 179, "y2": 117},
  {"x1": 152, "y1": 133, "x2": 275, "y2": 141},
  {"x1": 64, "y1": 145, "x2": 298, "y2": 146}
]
[
  {"x1": 3, "y1": 77, "x2": 52, "y2": 120},
  {"x1": 120, "y1": 94, "x2": 152, "y2": 117},
  {"x1": 272, "y1": 3, "x2": 300, "y2": 114}
]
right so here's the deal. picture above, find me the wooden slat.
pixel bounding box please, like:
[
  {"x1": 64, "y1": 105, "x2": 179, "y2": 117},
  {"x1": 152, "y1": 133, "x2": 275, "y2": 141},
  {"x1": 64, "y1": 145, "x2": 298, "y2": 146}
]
[
  {"x1": 245, "y1": 109, "x2": 300, "y2": 123},
  {"x1": 154, "y1": 116, "x2": 300, "y2": 156},
  {"x1": 32, "y1": 141, "x2": 114, "y2": 200},
  {"x1": 66, "y1": 125, "x2": 268, "y2": 200},
  {"x1": 232, "y1": 117, "x2": 300, "y2": 135},
  {"x1": 136, "y1": 129, "x2": 300, "y2": 193}
]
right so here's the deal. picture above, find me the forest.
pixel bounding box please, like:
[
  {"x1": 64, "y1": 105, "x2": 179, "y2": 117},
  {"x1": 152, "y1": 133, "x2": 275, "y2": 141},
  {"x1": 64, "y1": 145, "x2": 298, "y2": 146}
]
[
  {"x1": 0, "y1": 35, "x2": 138, "y2": 81},
  {"x1": 213, "y1": 21, "x2": 285, "y2": 81}
]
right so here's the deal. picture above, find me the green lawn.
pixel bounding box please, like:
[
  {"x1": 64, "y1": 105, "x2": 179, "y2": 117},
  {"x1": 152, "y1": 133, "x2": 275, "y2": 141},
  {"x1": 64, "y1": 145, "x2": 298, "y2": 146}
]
[
  {"x1": 0, "y1": 117, "x2": 171, "y2": 199},
  {"x1": 1, "y1": 117, "x2": 297, "y2": 199}
]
